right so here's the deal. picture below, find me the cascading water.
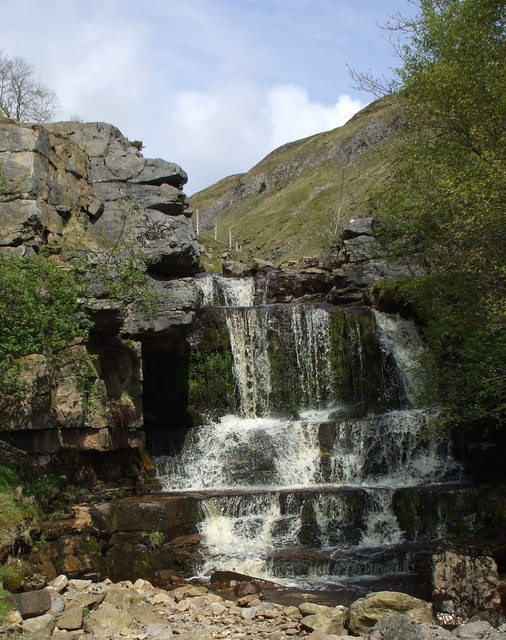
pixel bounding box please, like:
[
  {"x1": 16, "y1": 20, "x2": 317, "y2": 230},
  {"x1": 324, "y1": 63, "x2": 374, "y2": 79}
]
[{"x1": 155, "y1": 273, "x2": 463, "y2": 593}]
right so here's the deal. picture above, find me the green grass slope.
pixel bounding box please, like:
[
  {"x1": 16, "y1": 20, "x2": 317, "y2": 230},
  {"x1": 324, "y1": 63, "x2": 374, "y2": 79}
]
[{"x1": 191, "y1": 98, "x2": 401, "y2": 265}]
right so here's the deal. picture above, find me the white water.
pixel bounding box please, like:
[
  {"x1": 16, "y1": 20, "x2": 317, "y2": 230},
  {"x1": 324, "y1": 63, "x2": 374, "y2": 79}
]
[
  {"x1": 373, "y1": 310, "x2": 425, "y2": 407},
  {"x1": 291, "y1": 306, "x2": 332, "y2": 409},
  {"x1": 156, "y1": 277, "x2": 461, "y2": 582}
]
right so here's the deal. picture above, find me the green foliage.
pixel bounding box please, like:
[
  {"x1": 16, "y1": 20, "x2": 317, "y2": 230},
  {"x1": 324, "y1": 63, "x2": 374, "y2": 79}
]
[
  {"x1": 0, "y1": 462, "x2": 37, "y2": 550},
  {"x1": 0, "y1": 588, "x2": 12, "y2": 621},
  {"x1": 371, "y1": 1, "x2": 506, "y2": 426},
  {"x1": 0, "y1": 562, "x2": 25, "y2": 592},
  {"x1": 62, "y1": 196, "x2": 160, "y2": 317},
  {"x1": 0, "y1": 253, "x2": 89, "y2": 395},
  {"x1": 23, "y1": 473, "x2": 86, "y2": 514}
]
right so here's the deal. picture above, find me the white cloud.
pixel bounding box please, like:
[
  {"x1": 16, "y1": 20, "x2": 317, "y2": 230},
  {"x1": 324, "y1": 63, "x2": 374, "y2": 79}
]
[
  {"x1": 149, "y1": 83, "x2": 365, "y2": 194},
  {"x1": 266, "y1": 85, "x2": 364, "y2": 149}
]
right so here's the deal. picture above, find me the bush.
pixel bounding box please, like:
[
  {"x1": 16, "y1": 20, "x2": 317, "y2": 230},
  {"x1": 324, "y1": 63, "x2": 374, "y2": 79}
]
[{"x1": 0, "y1": 253, "x2": 89, "y2": 395}]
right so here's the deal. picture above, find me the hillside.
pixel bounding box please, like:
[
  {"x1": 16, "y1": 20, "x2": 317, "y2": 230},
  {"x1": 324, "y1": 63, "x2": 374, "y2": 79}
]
[{"x1": 191, "y1": 98, "x2": 402, "y2": 266}]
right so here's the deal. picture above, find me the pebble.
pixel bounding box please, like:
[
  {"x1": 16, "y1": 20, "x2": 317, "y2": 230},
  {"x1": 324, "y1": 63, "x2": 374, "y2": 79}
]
[{"x1": 2, "y1": 574, "x2": 500, "y2": 640}]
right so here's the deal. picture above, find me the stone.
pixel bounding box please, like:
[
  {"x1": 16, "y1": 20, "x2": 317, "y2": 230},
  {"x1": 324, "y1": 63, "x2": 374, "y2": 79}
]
[
  {"x1": 171, "y1": 585, "x2": 208, "y2": 601},
  {"x1": 369, "y1": 614, "x2": 453, "y2": 640},
  {"x1": 452, "y1": 620, "x2": 506, "y2": 639},
  {"x1": 348, "y1": 591, "x2": 433, "y2": 636},
  {"x1": 234, "y1": 581, "x2": 259, "y2": 597},
  {"x1": 145, "y1": 622, "x2": 173, "y2": 637},
  {"x1": 6, "y1": 589, "x2": 52, "y2": 619},
  {"x1": 431, "y1": 552, "x2": 501, "y2": 627},
  {"x1": 49, "y1": 595, "x2": 66, "y2": 614},
  {"x1": 343, "y1": 216, "x2": 377, "y2": 239},
  {"x1": 22, "y1": 612, "x2": 57, "y2": 636},
  {"x1": 305, "y1": 632, "x2": 347, "y2": 640},
  {"x1": 57, "y1": 606, "x2": 83, "y2": 630},
  {"x1": 301, "y1": 613, "x2": 345, "y2": 636},
  {"x1": 83, "y1": 602, "x2": 135, "y2": 637},
  {"x1": 104, "y1": 586, "x2": 145, "y2": 610},
  {"x1": 49, "y1": 575, "x2": 69, "y2": 593},
  {"x1": 67, "y1": 579, "x2": 92, "y2": 591},
  {"x1": 130, "y1": 603, "x2": 168, "y2": 626}
]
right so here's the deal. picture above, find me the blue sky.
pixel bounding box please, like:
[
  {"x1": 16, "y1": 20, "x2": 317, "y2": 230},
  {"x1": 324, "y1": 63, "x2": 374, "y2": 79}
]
[{"x1": 0, "y1": 1, "x2": 418, "y2": 193}]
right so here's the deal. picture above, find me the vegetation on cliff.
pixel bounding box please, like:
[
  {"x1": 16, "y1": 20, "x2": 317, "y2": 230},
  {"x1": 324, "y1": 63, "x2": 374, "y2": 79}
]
[
  {"x1": 369, "y1": 0, "x2": 505, "y2": 427},
  {"x1": 0, "y1": 254, "x2": 87, "y2": 396}
]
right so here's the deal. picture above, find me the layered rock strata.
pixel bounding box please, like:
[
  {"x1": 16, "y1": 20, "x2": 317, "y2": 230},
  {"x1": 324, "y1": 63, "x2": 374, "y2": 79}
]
[{"x1": 0, "y1": 118, "x2": 202, "y2": 464}]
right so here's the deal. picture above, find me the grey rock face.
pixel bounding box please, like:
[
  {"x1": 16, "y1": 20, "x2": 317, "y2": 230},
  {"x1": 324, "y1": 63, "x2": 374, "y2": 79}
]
[
  {"x1": 5, "y1": 589, "x2": 52, "y2": 619},
  {"x1": 369, "y1": 614, "x2": 453, "y2": 640}
]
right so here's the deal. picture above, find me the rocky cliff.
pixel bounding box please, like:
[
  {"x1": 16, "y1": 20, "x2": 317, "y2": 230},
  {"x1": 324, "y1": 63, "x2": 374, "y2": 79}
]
[{"x1": 0, "y1": 117, "x2": 202, "y2": 477}]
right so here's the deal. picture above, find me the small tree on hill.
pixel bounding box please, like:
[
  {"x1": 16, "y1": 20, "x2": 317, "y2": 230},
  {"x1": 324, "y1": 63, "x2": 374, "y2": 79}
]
[{"x1": 0, "y1": 51, "x2": 59, "y2": 123}]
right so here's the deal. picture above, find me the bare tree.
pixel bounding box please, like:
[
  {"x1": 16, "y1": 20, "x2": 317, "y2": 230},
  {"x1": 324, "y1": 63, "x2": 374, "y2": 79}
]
[{"x1": 0, "y1": 51, "x2": 59, "y2": 123}]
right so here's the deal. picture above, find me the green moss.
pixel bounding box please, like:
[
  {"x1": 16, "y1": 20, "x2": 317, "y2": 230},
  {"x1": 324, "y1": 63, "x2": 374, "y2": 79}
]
[{"x1": 187, "y1": 315, "x2": 237, "y2": 422}]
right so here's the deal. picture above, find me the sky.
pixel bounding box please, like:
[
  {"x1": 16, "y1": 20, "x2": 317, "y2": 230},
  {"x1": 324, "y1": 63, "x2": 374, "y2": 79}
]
[{"x1": 0, "y1": 1, "x2": 418, "y2": 194}]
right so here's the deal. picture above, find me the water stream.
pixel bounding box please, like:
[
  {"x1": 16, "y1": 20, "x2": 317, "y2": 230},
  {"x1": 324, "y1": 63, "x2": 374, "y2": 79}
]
[{"x1": 155, "y1": 274, "x2": 463, "y2": 591}]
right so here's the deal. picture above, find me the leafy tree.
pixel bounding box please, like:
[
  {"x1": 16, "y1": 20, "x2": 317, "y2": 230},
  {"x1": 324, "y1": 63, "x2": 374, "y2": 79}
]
[
  {"x1": 359, "y1": 1, "x2": 506, "y2": 426},
  {"x1": 0, "y1": 50, "x2": 59, "y2": 122}
]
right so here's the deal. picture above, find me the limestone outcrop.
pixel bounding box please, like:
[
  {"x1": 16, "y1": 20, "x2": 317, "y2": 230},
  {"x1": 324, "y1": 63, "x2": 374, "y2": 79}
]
[{"x1": 0, "y1": 119, "x2": 202, "y2": 462}]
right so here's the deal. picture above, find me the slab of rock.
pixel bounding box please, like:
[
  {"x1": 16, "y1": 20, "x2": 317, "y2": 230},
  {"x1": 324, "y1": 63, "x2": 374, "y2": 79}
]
[
  {"x1": 348, "y1": 591, "x2": 433, "y2": 636},
  {"x1": 103, "y1": 586, "x2": 145, "y2": 610},
  {"x1": 301, "y1": 612, "x2": 346, "y2": 636},
  {"x1": 22, "y1": 612, "x2": 57, "y2": 635},
  {"x1": 57, "y1": 605, "x2": 83, "y2": 630},
  {"x1": 432, "y1": 552, "x2": 501, "y2": 627},
  {"x1": 49, "y1": 575, "x2": 69, "y2": 593},
  {"x1": 6, "y1": 588, "x2": 51, "y2": 619},
  {"x1": 83, "y1": 602, "x2": 135, "y2": 636}
]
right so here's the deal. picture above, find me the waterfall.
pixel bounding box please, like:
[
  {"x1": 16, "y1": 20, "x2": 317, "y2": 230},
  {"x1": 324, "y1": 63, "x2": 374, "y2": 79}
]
[
  {"x1": 291, "y1": 306, "x2": 332, "y2": 409},
  {"x1": 225, "y1": 308, "x2": 271, "y2": 418},
  {"x1": 155, "y1": 275, "x2": 463, "y2": 589}
]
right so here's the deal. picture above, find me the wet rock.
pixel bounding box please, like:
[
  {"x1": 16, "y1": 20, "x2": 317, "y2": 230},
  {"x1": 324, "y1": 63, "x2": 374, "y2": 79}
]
[
  {"x1": 431, "y1": 552, "x2": 501, "y2": 627},
  {"x1": 348, "y1": 591, "x2": 433, "y2": 636}
]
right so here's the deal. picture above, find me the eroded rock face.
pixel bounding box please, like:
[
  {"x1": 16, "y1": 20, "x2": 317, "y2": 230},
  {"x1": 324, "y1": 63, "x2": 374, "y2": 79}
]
[
  {"x1": 431, "y1": 552, "x2": 501, "y2": 627},
  {"x1": 0, "y1": 119, "x2": 202, "y2": 459}
]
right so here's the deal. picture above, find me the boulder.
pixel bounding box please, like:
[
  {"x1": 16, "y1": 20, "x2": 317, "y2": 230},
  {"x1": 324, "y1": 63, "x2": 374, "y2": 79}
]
[
  {"x1": 431, "y1": 552, "x2": 501, "y2": 627},
  {"x1": 21, "y1": 612, "x2": 56, "y2": 636},
  {"x1": 300, "y1": 612, "x2": 346, "y2": 635},
  {"x1": 5, "y1": 588, "x2": 51, "y2": 619},
  {"x1": 103, "y1": 586, "x2": 145, "y2": 610},
  {"x1": 83, "y1": 602, "x2": 135, "y2": 636},
  {"x1": 348, "y1": 591, "x2": 433, "y2": 636},
  {"x1": 453, "y1": 620, "x2": 506, "y2": 639},
  {"x1": 56, "y1": 605, "x2": 83, "y2": 630},
  {"x1": 343, "y1": 216, "x2": 377, "y2": 239}
]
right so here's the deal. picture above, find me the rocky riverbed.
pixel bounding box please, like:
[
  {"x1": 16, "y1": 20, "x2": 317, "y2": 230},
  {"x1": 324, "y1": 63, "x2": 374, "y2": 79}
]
[{"x1": 1, "y1": 574, "x2": 505, "y2": 640}]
